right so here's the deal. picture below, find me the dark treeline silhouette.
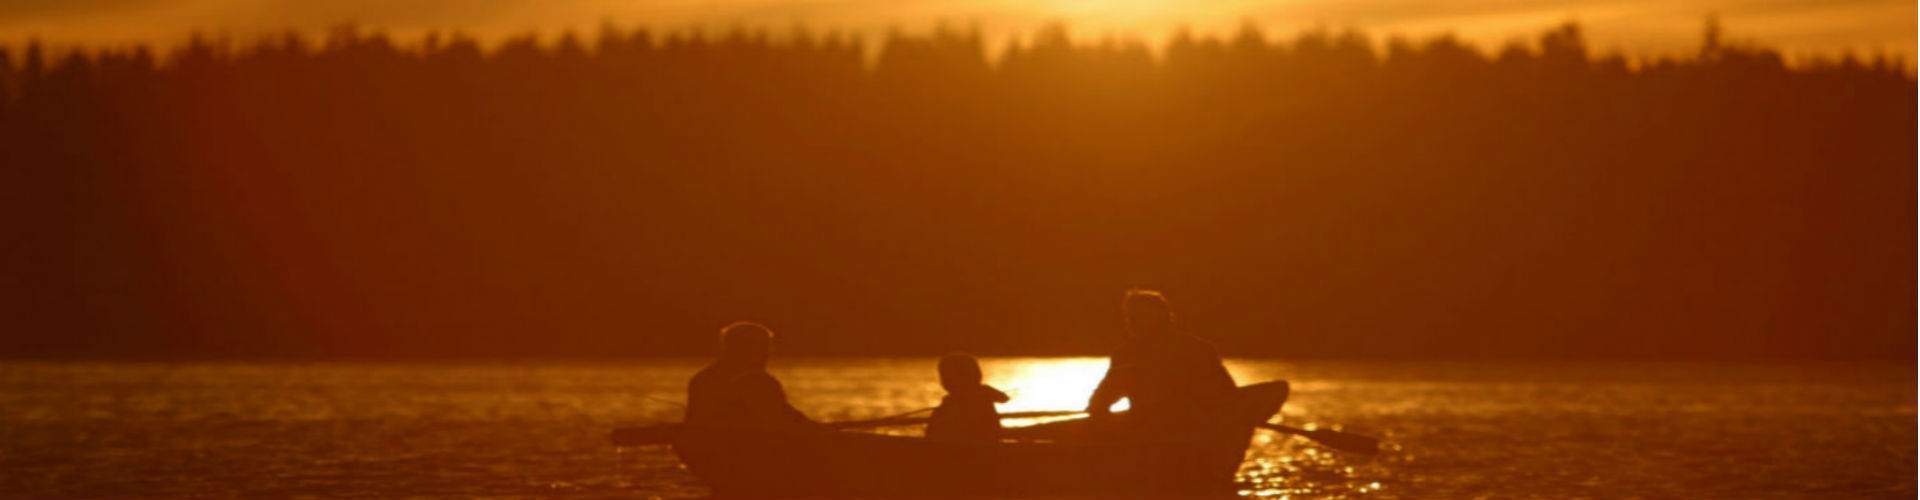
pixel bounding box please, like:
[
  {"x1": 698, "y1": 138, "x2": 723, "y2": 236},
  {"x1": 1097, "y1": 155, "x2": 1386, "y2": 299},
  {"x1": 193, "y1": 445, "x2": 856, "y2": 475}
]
[{"x1": 1, "y1": 21, "x2": 1911, "y2": 360}]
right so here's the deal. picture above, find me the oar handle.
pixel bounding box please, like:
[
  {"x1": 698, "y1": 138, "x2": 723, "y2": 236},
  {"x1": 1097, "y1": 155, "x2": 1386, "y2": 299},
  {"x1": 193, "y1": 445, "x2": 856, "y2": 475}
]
[
  {"x1": 613, "y1": 410, "x2": 1093, "y2": 445},
  {"x1": 1259, "y1": 422, "x2": 1308, "y2": 435}
]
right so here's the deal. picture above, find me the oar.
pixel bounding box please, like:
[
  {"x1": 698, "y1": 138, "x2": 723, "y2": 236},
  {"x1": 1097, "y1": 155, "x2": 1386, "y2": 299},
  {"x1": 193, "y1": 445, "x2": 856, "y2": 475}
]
[
  {"x1": 870, "y1": 406, "x2": 936, "y2": 421},
  {"x1": 1258, "y1": 422, "x2": 1380, "y2": 455},
  {"x1": 828, "y1": 409, "x2": 1087, "y2": 430},
  {"x1": 1012, "y1": 412, "x2": 1382, "y2": 455},
  {"x1": 610, "y1": 410, "x2": 1088, "y2": 446}
]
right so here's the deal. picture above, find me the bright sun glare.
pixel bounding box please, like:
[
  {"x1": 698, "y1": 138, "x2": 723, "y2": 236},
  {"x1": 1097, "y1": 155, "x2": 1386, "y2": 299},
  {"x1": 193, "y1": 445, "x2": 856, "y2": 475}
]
[{"x1": 987, "y1": 357, "x2": 1129, "y2": 420}]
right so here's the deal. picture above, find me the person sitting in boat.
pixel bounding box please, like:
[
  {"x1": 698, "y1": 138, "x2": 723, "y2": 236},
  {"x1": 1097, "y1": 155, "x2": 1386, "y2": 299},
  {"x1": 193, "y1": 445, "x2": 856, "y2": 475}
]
[
  {"x1": 925, "y1": 353, "x2": 1010, "y2": 442},
  {"x1": 684, "y1": 321, "x2": 820, "y2": 430},
  {"x1": 1085, "y1": 288, "x2": 1238, "y2": 432}
]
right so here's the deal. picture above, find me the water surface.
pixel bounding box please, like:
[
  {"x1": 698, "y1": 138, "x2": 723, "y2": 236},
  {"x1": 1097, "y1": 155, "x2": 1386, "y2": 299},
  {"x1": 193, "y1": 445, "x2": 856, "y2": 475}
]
[{"x1": 0, "y1": 359, "x2": 1912, "y2": 499}]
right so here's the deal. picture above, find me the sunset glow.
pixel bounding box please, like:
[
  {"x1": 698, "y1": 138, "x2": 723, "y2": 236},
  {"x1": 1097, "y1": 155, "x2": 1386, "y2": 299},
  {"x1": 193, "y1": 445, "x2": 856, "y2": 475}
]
[
  {"x1": 989, "y1": 358, "x2": 1126, "y2": 422},
  {"x1": 0, "y1": 0, "x2": 1911, "y2": 65},
  {"x1": 0, "y1": 0, "x2": 1909, "y2": 497}
]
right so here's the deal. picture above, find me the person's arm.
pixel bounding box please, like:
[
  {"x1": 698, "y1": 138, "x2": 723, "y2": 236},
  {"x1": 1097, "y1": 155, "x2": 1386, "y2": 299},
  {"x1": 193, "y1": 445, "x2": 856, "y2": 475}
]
[
  {"x1": 1191, "y1": 339, "x2": 1239, "y2": 409},
  {"x1": 781, "y1": 404, "x2": 818, "y2": 428},
  {"x1": 769, "y1": 378, "x2": 821, "y2": 428},
  {"x1": 741, "y1": 373, "x2": 821, "y2": 428},
  {"x1": 1085, "y1": 354, "x2": 1132, "y2": 416},
  {"x1": 683, "y1": 370, "x2": 709, "y2": 424},
  {"x1": 984, "y1": 385, "x2": 1010, "y2": 404}
]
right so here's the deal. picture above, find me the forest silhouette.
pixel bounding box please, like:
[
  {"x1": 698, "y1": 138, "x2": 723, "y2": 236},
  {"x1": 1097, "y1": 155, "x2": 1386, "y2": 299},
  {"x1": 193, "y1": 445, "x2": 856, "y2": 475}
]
[{"x1": 1, "y1": 21, "x2": 1911, "y2": 360}]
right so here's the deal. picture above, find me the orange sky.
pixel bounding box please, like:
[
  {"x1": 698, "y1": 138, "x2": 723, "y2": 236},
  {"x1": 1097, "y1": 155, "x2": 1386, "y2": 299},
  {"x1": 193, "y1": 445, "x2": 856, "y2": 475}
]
[{"x1": 1, "y1": 0, "x2": 1913, "y2": 64}]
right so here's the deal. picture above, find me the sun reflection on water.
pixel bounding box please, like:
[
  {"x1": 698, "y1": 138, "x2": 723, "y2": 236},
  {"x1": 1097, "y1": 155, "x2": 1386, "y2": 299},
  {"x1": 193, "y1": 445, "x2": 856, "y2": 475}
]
[{"x1": 983, "y1": 357, "x2": 1127, "y2": 426}]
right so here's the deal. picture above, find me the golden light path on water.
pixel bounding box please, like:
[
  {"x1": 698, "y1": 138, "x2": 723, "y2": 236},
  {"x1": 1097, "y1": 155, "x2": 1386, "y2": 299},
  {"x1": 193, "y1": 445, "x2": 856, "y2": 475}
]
[
  {"x1": 983, "y1": 357, "x2": 1126, "y2": 426},
  {"x1": 4, "y1": 361, "x2": 1911, "y2": 498},
  {"x1": 976, "y1": 357, "x2": 1323, "y2": 427}
]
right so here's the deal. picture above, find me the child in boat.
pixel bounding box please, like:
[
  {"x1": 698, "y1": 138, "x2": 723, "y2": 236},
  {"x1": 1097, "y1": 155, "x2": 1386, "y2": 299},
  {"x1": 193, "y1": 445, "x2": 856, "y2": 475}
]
[{"x1": 925, "y1": 353, "x2": 1010, "y2": 442}]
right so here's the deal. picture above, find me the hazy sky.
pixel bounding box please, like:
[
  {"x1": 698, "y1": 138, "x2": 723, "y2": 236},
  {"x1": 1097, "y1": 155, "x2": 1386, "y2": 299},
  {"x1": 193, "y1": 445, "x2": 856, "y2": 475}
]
[{"x1": 2, "y1": 0, "x2": 1914, "y2": 62}]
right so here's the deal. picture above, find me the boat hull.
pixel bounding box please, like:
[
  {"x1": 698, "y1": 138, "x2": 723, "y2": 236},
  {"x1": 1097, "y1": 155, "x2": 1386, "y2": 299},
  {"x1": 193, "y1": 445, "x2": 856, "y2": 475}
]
[{"x1": 670, "y1": 381, "x2": 1289, "y2": 498}]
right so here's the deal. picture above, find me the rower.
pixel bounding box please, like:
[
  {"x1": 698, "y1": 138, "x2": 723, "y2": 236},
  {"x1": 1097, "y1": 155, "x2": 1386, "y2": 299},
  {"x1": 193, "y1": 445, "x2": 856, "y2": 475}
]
[
  {"x1": 925, "y1": 353, "x2": 1010, "y2": 442},
  {"x1": 1085, "y1": 289, "x2": 1243, "y2": 497},
  {"x1": 684, "y1": 321, "x2": 819, "y2": 430},
  {"x1": 1085, "y1": 289, "x2": 1238, "y2": 432}
]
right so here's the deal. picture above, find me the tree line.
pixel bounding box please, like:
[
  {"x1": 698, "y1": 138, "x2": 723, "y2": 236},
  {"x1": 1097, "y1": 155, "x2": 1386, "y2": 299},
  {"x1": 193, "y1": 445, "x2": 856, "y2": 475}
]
[{"x1": 1, "y1": 22, "x2": 1912, "y2": 360}]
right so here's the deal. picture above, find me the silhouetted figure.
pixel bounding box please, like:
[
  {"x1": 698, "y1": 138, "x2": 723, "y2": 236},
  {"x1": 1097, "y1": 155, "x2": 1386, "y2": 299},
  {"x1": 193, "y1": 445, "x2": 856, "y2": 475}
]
[
  {"x1": 685, "y1": 321, "x2": 818, "y2": 430},
  {"x1": 1085, "y1": 289, "x2": 1243, "y2": 497},
  {"x1": 925, "y1": 353, "x2": 1009, "y2": 442},
  {"x1": 1086, "y1": 289, "x2": 1237, "y2": 432}
]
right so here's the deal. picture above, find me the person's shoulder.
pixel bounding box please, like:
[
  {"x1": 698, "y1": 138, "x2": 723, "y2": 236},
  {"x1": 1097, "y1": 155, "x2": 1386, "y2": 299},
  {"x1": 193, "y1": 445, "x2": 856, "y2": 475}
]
[
  {"x1": 689, "y1": 363, "x2": 725, "y2": 385},
  {"x1": 736, "y1": 370, "x2": 782, "y2": 386},
  {"x1": 696, "y1": 365, "x2": 781, "y2": 390},
  {"x1": 722, "y1": 371, "x2": 787, "y2": 399},
  {"x1": 1181, "y1": 334, "x2": 1219, "y2": 352}
]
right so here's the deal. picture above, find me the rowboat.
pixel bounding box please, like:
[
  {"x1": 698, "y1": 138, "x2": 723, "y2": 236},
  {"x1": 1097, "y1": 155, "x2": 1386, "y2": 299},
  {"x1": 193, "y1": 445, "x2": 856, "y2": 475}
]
[{"x1": 664, "y1": 381, "x2": 1290, "y2": 499}]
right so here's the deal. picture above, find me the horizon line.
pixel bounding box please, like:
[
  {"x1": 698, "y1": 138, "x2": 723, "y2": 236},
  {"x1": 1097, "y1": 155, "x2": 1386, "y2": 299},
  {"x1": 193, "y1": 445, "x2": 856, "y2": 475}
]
[{"x1": 2, "y1": 19, "x2": 1911, "y2": 73}]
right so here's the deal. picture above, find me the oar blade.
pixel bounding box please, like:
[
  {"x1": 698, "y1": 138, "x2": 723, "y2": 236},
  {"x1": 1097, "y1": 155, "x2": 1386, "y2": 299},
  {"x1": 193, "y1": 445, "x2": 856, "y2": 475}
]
[{"x1": 1303, "y1": 428, "x2": 1381, "y2": 455}]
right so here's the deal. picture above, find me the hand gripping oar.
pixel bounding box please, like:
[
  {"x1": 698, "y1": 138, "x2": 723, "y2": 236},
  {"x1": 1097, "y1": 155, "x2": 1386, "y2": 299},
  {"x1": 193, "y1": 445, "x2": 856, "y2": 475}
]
[
  {"x1": 1258, "y1": 422, "x2": 1380, "y2": 455},
  {"x1": 609, "y1": 410, "x2": 1087, "y2": 446}
]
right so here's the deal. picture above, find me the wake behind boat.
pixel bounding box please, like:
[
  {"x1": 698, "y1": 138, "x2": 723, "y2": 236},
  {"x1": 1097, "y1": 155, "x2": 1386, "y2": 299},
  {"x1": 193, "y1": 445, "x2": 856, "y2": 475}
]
[{"x1": 620, "y1": 381, "x2": 1291, "y2": 498}]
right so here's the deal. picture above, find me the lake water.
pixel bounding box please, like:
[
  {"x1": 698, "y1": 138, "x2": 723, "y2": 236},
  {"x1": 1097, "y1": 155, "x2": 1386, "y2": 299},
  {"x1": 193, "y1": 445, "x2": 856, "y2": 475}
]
[{"x1": 0, "y1": 359, "x2": 1912, "y2": 499}]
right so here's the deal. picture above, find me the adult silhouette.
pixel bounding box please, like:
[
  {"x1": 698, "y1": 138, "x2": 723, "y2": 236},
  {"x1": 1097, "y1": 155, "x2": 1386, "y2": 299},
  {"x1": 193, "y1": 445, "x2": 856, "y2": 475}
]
[
  {"x1": 1085, "y1": 289, "x2": 1243, "y2": 497},
  {"x1": 1086, "y1": 289, "x2": 1238, "y2": 431},
  {"x1": 684, "y1": 321, "x2": 818, "y2": 430}
]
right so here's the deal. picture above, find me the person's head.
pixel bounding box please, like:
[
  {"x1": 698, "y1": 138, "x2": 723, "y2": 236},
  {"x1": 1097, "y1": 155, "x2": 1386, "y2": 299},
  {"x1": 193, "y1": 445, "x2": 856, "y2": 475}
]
[
  {"x1": 1122, "y1": 288, "x2": 1177, "y2": 338},
  {"x1": 937, "y1": 352, "x2": 983, "y2": 392},
  {"x1": 718, "y1": 321, "x2": 774, "y2": 366}
]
